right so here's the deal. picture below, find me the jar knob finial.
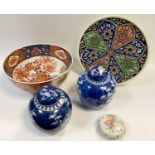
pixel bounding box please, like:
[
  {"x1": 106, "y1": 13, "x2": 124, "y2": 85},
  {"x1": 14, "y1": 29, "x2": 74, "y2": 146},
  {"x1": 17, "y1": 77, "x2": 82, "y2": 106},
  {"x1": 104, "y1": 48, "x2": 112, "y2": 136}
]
[{"x1": 87, "y1": 65, "x2": 107, "y2": 81}]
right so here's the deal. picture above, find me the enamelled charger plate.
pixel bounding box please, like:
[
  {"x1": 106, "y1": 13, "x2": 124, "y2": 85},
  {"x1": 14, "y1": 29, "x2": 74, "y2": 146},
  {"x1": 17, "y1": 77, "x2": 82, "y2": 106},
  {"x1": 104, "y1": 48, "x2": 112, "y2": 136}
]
[{"x1": 78, "y1": 16, "x2": 148, "y2": 84}]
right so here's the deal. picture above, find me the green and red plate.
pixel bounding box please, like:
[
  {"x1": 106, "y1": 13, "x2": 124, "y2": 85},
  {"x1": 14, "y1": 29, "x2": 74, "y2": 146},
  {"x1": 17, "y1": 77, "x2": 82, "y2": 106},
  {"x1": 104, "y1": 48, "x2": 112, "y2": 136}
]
[{"x1": 78, "y1": 17, "x2": 148, "y2": 83}]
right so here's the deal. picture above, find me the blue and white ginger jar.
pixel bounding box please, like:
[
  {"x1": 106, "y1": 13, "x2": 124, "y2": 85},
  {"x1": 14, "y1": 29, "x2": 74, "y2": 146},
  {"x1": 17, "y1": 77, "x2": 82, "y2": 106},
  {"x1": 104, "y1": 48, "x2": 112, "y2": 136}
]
[
  {"x1": 77, "y1": 65, "x2": 116, "y2": 109},
  {"x1": 29, "y1": 86, "x2": 72, "y2": 130}
]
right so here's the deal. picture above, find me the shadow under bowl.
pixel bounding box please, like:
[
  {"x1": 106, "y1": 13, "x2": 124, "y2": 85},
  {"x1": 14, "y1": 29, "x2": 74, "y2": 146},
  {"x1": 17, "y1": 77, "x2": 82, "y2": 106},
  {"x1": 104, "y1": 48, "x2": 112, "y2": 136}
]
[{"x1": 3, "y1": 44, "x2": 73, "y2": 93}]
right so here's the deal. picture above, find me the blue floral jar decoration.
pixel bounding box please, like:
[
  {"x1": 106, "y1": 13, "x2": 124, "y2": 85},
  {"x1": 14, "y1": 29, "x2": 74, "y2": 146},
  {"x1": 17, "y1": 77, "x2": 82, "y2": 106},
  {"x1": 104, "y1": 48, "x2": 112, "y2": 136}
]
[
  {"x1": 77, "y1": 65, "x2": 116, "y2": 109},
  {"x1": 29, "y1": 86, "x2": 72, "y2": 130}
]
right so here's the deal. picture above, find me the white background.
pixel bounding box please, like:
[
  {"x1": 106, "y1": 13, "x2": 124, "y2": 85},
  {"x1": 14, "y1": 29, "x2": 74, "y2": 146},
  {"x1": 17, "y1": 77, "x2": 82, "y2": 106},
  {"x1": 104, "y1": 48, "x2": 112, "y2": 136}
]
[{"x1": 0, "y1": 14, "x2": 155, "y2": 140}]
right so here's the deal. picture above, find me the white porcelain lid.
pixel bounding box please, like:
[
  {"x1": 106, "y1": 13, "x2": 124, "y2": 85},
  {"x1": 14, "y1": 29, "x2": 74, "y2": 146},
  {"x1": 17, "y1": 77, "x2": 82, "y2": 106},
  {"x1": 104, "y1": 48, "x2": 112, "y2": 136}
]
[{"x1": 99, "y1": 114, "x2": 126, "y2": 139}]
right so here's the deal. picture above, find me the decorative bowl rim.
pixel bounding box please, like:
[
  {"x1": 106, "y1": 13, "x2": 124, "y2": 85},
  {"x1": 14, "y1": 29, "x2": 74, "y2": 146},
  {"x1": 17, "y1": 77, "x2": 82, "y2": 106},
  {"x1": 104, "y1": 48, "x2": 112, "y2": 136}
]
[{"x1": 3, "y1": 44, "x2": 73, "y2": 85}]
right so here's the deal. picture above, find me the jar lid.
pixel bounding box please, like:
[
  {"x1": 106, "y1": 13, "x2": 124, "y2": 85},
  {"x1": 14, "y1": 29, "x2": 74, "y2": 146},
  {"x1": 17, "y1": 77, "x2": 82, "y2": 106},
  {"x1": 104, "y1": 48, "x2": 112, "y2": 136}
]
[
  {"x1": 35, "y1": 86, "x2": 60, "y2": 105},
  {"x1": 99, "y1": 114, "x2": 126, "y2": 139},
  {"x1": 86, "y1": 65, "x2": 116, "y2": 86},
  {"x1": 87, "y1": 65, "x2": 110, "y2": 82}
]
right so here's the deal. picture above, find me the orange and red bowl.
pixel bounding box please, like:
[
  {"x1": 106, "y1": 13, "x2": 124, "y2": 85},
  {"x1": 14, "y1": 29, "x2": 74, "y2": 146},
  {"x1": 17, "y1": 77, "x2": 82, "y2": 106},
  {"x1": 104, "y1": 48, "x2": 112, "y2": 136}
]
[{"x1": 3, "y1": 44, "x2": 73, "y2": 93}]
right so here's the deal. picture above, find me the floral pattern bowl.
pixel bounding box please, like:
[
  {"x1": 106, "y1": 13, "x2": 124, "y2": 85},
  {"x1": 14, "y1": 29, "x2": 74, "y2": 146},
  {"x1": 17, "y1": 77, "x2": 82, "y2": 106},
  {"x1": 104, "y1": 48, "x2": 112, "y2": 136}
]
[{"x1": 3, "y1": 44, "x2": 73, "y2": 93}]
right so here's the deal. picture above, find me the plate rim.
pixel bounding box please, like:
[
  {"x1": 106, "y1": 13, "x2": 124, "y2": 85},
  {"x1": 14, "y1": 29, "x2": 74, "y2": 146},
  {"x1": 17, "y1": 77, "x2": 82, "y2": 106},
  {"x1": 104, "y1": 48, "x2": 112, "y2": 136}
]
[{"x1": 77, "y1": 15, "x2": 149, "y2": 85}]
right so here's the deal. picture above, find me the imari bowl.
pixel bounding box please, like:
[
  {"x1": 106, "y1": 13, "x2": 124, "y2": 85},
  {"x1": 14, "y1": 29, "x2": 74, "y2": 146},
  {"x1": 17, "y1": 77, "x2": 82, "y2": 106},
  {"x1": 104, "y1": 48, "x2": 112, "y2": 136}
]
[
  {"x1": 29, "y1": 86, "x2": 72, "y2": 130},
  {"x1": 77, "y1": 65, "x2": 116, "y2": 109},
  {"x1": 79, "y1": 17, "x2": 148, "y2": 84},
  {"x1": 3, "y1": 44, "x2": 73, "y2": 93}
]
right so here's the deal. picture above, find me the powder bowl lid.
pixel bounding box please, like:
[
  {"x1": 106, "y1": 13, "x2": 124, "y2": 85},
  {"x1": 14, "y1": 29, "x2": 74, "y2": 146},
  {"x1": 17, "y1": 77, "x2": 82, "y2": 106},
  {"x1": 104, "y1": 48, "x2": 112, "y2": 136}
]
[{"x1": 99, "y1": 114, "x2": 126, "y2": 139}]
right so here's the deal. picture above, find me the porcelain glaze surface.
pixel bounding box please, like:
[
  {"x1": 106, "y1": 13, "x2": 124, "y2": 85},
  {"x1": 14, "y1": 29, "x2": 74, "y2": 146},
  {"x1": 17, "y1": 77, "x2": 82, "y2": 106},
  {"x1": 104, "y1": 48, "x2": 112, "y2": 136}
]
[
  {"x1": 99, "y1": 114, "x2": 126, "y2": 139},
  {"x1": 29, "y1": 86, "x2": 72, "y2": 130},
  {"x1": 79, "y1": 17, "x2": 148, "y2": 83},
  {"x1": 3, "y1": 44, "x2": 72, "y2": 93},
  {"x1": 13, "y1": 56, "x2": 66, "y2": 83},
  {"x1": 77, "y1": 65, "x2": 116, "y2": 109}
]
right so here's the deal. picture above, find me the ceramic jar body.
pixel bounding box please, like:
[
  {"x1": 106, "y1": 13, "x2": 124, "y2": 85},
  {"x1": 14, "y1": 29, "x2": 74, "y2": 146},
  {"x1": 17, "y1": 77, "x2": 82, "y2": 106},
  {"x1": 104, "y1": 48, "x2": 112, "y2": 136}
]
[
  {"x1": 29, "y1": 86, "x2": 72, "y2": 130},
  {"x1": 77, "y1": 65, "x2": 116, "y2": 109}
]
